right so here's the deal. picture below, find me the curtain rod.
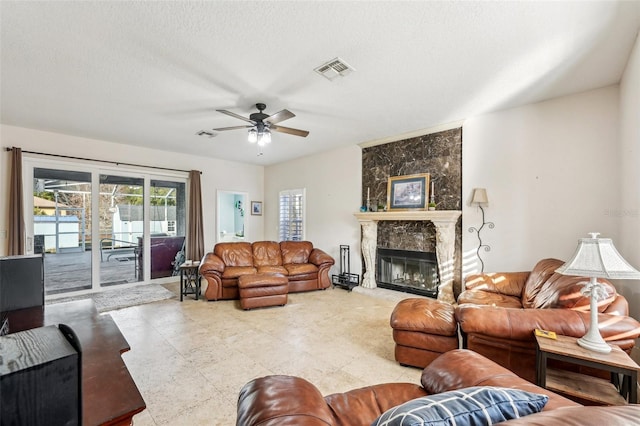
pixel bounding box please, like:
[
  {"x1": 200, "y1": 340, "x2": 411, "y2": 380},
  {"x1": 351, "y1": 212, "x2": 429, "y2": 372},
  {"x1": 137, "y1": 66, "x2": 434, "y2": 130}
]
[{"x1": 5, "y1": 147, "x2": 200, "y2": 174}]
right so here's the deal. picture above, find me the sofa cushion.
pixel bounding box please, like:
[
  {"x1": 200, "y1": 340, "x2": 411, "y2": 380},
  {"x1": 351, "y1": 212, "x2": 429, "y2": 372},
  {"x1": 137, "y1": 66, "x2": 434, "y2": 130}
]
[
  {"x1": 221, "y1": 266, "x2": 257, "y2": 279},
  {"x1": 371, "y1": 386, "x2": 548, "y2": 426},
  {"x1": 464, "y1": 273, "x2": 528, "y2": 297},
  {"x1": 521, "y1": 259, "x2": 565, "y2": 308},
  {"x1": 256, "y1": 265, "x2": 288, "y2": 275},
  {"x1": 531, "y1": 273, "x2": 617, "y2": 311},
  {"x1": 285, "y1": 263, "x2": 318, "y2": 276},
  {"x1": 252, "y1": 241, "x2": 283, "y2": 267},
  {"x1": 457, "y1": 290, "x2": 523, "y2": 308},
  {"x1": 214, "y1": 242, "x2": 254, "y2": 267},
  {"x1": 281, "y1": 241, "x2": 313, "y2": 264}
]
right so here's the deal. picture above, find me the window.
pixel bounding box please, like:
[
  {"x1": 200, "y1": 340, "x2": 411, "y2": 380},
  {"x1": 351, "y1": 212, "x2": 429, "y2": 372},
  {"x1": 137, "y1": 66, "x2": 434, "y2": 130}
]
[{"x1": 279, "y1": 189, "x2": 305, "y2": 241}]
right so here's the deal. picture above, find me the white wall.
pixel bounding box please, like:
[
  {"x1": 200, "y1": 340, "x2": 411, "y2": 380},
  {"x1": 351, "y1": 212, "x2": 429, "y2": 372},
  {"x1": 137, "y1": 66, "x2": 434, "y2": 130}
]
[
  {"x1": 618, "y1": 31, "x2": 640, "y2": 319},
  {"x1": 264, "y1": 145, "x2": 362, "y2": 278},
  {"x1": 262, "y1": 85, "x2": 625, "y2": 296},
  {"x1": 0, "y1": 125, "x2": 264, "y2": 256},
  {"x1": 462, "y1": 85, "x2": 621, "y2": 273}
]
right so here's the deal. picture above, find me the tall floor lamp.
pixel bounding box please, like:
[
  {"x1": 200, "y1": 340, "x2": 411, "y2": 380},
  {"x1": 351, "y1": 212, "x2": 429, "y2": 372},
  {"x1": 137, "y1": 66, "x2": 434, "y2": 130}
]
[
  {"x1": 555, "y1": 233, "x2": 640, "y2": 353},
  {"x1": 468, "y1": 188, "x2": 494, "y2": 273}
]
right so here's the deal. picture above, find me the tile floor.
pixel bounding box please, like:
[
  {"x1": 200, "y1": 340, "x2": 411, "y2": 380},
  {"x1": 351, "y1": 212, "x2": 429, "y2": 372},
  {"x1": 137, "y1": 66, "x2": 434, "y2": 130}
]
[{"x1": 108, "y1": 285, "x2": 423, "y2": 425}]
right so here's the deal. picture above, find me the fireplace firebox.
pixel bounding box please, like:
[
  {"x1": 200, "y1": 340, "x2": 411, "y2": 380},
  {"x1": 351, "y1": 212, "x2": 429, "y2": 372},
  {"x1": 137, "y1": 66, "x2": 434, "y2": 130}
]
[{"x1": 376, "y1": 248, "x2": 439, "y2": 298}]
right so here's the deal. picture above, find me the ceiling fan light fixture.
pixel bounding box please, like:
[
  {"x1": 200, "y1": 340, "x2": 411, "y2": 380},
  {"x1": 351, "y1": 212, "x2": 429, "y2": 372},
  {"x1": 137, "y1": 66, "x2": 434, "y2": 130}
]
[
  {"x1": 212, "y1": 103, "x2": 309, "y2": 151},
  {"x1": 248, "y1": 128, "x2": 258, "y2": 143}
]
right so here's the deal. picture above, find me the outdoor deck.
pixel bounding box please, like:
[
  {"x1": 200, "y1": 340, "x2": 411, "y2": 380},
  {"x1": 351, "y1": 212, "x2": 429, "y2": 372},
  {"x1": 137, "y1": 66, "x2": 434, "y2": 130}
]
[{"x1": 44, "y1": 250, "x2": 141, "y2": 295}]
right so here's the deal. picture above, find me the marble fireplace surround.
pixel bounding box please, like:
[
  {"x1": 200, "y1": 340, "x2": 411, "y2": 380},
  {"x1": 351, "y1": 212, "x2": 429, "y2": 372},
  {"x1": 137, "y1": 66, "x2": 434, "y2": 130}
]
[{"x1": 354, "y1": 210, "x2": 462, "y2": 304}]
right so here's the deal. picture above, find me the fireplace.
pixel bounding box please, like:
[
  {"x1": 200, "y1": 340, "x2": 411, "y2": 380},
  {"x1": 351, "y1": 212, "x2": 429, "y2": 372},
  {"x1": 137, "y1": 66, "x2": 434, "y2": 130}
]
[{"x1": 376, "y1": 248, "x2": 439, "y2": 298}]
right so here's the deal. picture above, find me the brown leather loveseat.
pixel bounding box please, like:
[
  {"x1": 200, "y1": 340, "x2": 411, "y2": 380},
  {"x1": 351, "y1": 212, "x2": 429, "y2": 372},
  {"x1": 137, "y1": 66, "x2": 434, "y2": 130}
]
[
  {"x1": 237, "y1": 349, "x2": 640, "y2": 425},
  {"x1": 455, "y1": 258, "x2": 640, "y2": 382},
  {"x1": 199, "y1": 241, "x2": 334, "y2": 301}
]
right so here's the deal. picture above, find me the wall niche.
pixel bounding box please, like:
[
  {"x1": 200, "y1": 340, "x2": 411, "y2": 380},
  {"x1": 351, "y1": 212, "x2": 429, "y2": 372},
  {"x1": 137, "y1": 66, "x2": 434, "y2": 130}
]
[{"x1": 361, "y1": 127, "x2": 463, "y2": 296}]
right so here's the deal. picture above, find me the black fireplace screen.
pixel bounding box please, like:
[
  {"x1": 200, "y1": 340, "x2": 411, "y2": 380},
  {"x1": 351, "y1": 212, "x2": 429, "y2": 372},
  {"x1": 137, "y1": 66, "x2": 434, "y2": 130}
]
[{"x1": 376, "y1": 248, "x2": 439, "y2": 298}]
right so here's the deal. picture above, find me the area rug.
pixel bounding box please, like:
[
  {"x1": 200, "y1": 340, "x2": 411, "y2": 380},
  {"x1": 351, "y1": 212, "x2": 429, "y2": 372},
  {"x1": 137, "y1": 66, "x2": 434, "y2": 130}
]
[{"x1": 47, "y1": 284, "x2": 176, "y2": 313}]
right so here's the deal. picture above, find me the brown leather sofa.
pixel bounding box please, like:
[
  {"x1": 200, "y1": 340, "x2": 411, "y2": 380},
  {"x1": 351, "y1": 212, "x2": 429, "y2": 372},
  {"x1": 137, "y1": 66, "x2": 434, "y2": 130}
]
[
  {"x1": 199, "y1": 241, "x2": 334, "y2": 301},
  {"x1": 237, "y1": 349, "x2": 640, "y2": 425},
  {"x1": 455, "y1": 258, "x2": 640, "y2": 382}
]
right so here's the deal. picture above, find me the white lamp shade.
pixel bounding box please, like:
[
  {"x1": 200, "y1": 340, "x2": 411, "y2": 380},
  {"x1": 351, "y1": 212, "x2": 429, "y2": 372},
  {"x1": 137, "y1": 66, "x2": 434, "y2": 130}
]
[
  {"x1": 248, "y1": 128, "x2": 258, "y2": 143},
  {"x1": 556, "y1": 234, "x2": 640, "y2": 279},
  {"x1": 470, "y1": 188, "x2": 488, "y2": 206}
]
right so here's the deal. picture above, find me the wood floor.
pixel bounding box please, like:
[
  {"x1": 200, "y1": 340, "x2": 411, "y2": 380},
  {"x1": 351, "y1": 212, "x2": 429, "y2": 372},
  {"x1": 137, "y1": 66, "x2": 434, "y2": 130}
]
[{"x1": 44, "y1": 250, "x2": 165, "y2": 295}]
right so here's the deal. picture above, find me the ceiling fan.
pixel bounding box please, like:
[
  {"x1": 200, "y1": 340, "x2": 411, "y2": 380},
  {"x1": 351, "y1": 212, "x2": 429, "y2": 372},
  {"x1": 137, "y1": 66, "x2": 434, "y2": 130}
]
[{"x1": 212, "y1": 103, "x2": 309, "y2": 146}]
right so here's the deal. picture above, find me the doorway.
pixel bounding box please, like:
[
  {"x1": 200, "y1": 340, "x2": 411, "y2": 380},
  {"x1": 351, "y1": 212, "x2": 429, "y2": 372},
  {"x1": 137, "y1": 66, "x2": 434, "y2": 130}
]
[{"x1": 217, "y1": 190, "x2": 247, "y2": 242}]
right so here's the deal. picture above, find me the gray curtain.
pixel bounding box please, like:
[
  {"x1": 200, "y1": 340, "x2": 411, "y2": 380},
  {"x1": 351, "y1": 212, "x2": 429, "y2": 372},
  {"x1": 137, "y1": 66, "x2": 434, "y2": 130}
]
[
  {"x1": 8, "y1": 147, "x2": 25, "y2": 255},
  {"x1": 187, "y1": 170, "x2": 205, "y2": 262}
]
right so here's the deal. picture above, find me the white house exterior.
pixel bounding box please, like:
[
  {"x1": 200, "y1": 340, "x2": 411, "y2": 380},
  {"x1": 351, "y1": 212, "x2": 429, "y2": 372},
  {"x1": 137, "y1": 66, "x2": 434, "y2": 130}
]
[
  {"x1": 112, "y1": 205, "x2": 177, "y2": 245},
  {"x1": 34, "y1": 215, "x2": 80, "y2": 252}
]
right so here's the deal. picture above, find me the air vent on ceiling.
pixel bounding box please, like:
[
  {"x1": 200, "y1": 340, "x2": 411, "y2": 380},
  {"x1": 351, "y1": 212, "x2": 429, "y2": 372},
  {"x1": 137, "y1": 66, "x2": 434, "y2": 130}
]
[
  {"x1": 314, "y1": 57, "x2": 355, "y2": 81},
  {"x1": 196, "y1": 130, "x2": 216, "y2": 138}
]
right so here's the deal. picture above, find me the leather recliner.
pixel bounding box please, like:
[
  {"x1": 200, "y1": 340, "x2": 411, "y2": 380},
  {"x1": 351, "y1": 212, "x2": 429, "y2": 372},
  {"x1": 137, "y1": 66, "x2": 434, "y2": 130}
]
[
  {"x1": 455, "y1": 258, "x2": 640, "y2": 382},
  {"x1": 237, "y1": 349, "x2": 640, "y2": 425}
]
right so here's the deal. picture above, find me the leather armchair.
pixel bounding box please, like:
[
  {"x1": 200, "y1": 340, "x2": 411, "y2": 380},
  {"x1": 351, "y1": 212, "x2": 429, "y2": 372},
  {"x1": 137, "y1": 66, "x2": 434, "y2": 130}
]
[
  {"x1": 456, "y1": 258, "x2": 640, "y2": 382},
  {"x1": 237, "y1": 349, "x2": 640, "y2": 426}
]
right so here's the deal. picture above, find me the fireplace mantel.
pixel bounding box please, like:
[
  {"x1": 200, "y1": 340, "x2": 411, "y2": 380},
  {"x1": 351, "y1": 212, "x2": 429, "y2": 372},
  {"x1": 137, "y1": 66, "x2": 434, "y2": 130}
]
[
  {"x1": 354, "y1": 211, "x2": 461, "y2": 222},
  {"x1": 354, "y1": 210, "x2": 461, "y2": 303}
]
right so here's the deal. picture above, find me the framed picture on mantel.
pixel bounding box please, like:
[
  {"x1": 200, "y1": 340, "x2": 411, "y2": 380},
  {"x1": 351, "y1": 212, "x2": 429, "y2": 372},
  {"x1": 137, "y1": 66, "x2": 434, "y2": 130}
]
[{"x1": 387, "y1": 173, "x2": 430, "y2": 210}]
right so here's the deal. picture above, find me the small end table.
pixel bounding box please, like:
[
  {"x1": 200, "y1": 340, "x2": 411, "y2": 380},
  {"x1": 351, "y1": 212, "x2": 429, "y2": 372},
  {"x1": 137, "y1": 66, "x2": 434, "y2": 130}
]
[
  {"x1": 535, "y1": 333, "x2": 639, "y2": 405},
  {"x1": 179, "y1": 261, "x2": 201, "y2": 301}
]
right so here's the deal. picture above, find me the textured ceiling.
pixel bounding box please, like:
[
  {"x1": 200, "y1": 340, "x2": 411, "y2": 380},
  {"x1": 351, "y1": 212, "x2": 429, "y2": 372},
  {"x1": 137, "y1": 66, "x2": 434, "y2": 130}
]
[{"x1": 1, "y1": 1, "x2": 639, "y2": 166}]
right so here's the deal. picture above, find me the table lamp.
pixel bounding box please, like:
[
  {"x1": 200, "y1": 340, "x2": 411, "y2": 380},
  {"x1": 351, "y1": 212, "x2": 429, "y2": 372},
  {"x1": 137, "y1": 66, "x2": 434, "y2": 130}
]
[{"x1": 555, "y1": 232, "x2": 640, "y2": 353}]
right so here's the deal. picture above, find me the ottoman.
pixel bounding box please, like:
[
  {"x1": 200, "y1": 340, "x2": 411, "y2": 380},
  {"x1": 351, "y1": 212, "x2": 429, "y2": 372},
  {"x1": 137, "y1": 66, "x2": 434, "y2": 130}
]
[
  {"x1": 390, "y1": 298, "x2": 459, "y2": 368},
  {"x1": 238, "y1": 274, "x2": 288, "y2": 310}
]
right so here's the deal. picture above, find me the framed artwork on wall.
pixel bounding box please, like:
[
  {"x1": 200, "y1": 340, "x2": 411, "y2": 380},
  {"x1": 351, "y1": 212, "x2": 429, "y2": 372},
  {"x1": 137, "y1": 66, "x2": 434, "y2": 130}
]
[
  {"x1": 251, "y1": 201, "x2": 263, "y2": 216},
  {"x1": 387, "y1": 173, "x2": 430, "y2": 210}
]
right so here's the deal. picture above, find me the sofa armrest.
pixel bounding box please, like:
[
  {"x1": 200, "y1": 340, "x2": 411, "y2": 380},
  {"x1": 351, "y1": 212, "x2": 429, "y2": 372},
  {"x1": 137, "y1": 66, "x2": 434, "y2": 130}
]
[
  {"x1": 199, "y1": 252, "x2": 227, "y2": 301},
  {"x1": 199, "y1": 252, "x2": 225, "y2": 275},
  {"x1": 308, "y1": 248, "x2": 335, "y2": 267},
  {"x1": 455, "y1": 304, "x2": 640, "y2": 343},
  {"x1": 463, "y1": 271, "x2": 530, "y2": 297},
  {"x1": 420, "y1": 349, "x2": 579, "y2": 411},
  {"x1": 604, "y1": 294, "x2": 629, "y2": 316},
  {"x1": 237, "y1": 375, "x2": 334, "y2": 426}
]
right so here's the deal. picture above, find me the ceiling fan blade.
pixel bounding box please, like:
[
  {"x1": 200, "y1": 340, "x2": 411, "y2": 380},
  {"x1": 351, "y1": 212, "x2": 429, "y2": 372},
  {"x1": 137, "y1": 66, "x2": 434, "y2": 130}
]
[
  {"x1": 212, "y1": 125, "x2": 253, "y2": 131},
  {"x1": 271, "y1": 125, "x2": 309, "y2": 137},
  {"x1": 216, "y1": 109, "x2": 255, "y2": 124},
  {"x1": 265, "y1": 109, "x2": 295, "y2": 125}
]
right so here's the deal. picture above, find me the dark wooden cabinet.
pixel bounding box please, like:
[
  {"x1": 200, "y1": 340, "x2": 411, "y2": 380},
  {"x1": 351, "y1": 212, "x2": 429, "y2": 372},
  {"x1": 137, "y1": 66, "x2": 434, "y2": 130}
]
[
  {"x1": 3, "y1": 300, "x2": 145, "y2": 425},
  {"x1": 1, "y1": 325, "x2": 81, "y2": 425},
  {"x1": 0, "y1": 254, "x2": 44, "y2": 312}
]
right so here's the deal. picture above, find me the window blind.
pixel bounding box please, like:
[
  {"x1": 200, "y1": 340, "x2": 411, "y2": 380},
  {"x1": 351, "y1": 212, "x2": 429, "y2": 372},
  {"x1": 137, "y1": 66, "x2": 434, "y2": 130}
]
[{"x1": 279, "y1": 189, "x2": 305, "y2": 241}]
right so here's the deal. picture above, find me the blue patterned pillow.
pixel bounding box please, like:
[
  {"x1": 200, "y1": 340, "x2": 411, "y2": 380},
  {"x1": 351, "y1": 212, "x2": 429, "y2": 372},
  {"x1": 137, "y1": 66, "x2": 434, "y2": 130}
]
[{"x1": 371, "y1": 386, "x2": 548, "y2": 426}]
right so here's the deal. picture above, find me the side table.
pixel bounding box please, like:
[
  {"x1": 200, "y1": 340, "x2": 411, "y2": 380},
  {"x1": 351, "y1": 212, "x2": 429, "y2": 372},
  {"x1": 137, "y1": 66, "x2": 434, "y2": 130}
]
[
  {"x1": 179, "y1": 261, "x2": 201, "y2": 301},
  {"x1": 535, "y1": 333, "x2": 639, "y2": 405}
]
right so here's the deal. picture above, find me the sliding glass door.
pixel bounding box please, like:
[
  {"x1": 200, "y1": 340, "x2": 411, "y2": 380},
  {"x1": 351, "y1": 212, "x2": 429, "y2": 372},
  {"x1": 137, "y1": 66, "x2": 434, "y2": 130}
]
[
  {"x1": 32, "y1": 167, "x2": 93, "y2": 294},
  {"x1": 24, "y1": 158, "x2": 187, "y2": 297},
  {"x1": 98, "y1": 174, "x2": 144, "y2": 287}
]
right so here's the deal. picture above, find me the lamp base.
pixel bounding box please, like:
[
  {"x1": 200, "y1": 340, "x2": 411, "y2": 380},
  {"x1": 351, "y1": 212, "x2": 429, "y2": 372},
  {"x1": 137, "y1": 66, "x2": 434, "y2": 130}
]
[{"x1": 577, "y1": 335, "x2": 612, "y2": 353}]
